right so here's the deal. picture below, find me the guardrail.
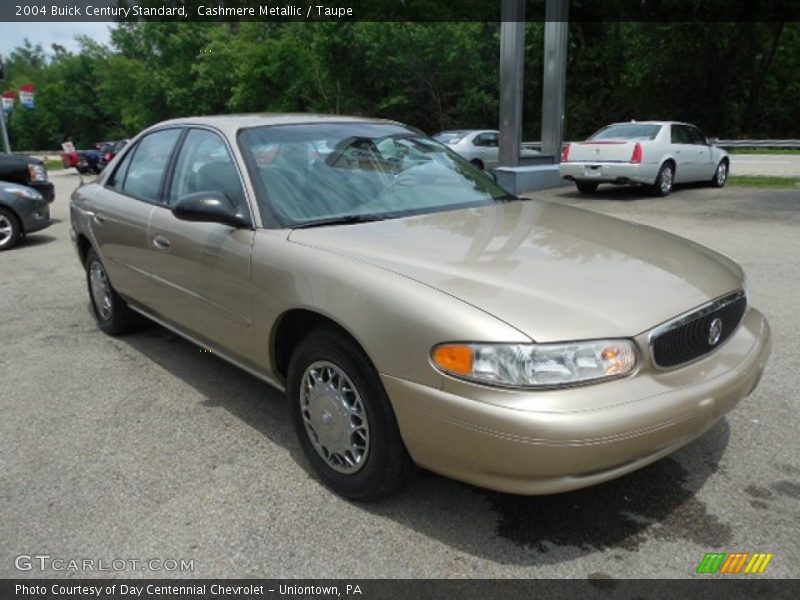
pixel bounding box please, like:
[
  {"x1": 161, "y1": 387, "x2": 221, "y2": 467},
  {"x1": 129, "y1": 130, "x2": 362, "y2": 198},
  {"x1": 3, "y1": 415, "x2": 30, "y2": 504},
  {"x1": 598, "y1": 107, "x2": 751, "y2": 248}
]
[
  {"x1": 716, "y1": 139, "x2": 800, "y2": 148},
  {"x1": 522, "y1": 140, "x2": 800, "y2": 149}
]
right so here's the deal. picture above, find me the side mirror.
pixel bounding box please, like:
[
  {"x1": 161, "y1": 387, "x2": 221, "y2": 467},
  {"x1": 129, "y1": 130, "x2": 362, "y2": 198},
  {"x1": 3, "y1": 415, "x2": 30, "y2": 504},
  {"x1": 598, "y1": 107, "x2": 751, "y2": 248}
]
[
  {"x1": 709, "y1": 137, "x2": 719, "y2": 146},
  {"x1": 172, "y1": 191, "x2": 249, "y2": 227}
]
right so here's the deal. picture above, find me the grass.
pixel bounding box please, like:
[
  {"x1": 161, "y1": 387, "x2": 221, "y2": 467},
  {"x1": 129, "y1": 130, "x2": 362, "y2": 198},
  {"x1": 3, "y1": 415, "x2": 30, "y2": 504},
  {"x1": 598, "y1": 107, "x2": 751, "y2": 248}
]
[
  {"x1": 728, "y1": 175, "x2": 800, "y2": 188},
  {"x1": 45, "y1": 159, "x2": 65, "y2": 171},
  {"x1": 726, "y1": 147, "x2": 800, "y2": 155}
]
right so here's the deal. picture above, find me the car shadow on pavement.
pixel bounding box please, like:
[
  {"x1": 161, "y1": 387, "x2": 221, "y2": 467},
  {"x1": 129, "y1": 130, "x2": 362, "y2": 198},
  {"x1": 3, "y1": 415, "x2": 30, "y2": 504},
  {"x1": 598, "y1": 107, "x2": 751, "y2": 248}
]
[
  {"x1": 11, "y1": 234, "x2": 57, "y2": 250},
  {"x1": 560, "y1": 181, "x2": 719, "y2": 202},
  {"x1": 119, "y1": 320, "x2": 733, "y2": 566}
]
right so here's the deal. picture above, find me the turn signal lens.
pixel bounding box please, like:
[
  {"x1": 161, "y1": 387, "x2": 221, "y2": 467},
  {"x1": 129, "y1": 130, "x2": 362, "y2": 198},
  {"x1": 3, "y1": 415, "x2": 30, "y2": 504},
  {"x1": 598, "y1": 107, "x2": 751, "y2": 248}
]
[
  {"x1": 561, "y1": 143, "x2": 571, "y2": 162},
  {"x1": 432, "y1": 344, "x2": 473, "y2": 376}
]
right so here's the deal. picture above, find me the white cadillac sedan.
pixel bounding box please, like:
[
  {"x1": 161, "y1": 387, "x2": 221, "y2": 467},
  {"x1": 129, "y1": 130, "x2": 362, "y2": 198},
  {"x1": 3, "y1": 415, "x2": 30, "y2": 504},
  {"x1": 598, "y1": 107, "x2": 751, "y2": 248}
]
[{"x1": 559, "y1": 121, "x2": 729, "y2": 196}]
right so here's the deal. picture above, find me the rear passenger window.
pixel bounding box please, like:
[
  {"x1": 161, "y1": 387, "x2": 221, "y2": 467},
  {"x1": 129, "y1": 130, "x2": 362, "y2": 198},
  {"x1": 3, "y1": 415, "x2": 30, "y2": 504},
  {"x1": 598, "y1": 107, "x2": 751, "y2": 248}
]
[
  {"x1": 168, "y1": 129, "x2": 245, "y2": 209},
  {"x1": 121, "y1": 129, "x2": 181, "y2": 203},
  {"x1": 107, "y1": 146, "x2": 135, "y2": 191},
  {"x1": 671, "y1": 125, "x2": 691, "y2": 144}
]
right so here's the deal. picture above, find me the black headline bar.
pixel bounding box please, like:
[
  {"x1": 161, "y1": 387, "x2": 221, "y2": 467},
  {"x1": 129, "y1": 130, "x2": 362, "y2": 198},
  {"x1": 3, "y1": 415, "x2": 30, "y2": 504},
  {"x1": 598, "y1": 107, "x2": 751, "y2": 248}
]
[
  {"x1": 1, "y1": 0, "x2": 799, "y2": 22},
  {"x1": 4, "y1": 579, "x2": 800, "y2": 600}
]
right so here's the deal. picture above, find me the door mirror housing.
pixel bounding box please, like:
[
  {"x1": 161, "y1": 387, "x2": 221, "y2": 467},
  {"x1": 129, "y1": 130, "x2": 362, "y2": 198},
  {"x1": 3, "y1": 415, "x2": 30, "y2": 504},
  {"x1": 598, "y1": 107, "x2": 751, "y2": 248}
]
[
  {"x1": 172, "y1": 191, "x2": 249, "y2": 227},
  {"x1": 709, "y1": 137, "x2": 719, "y2": 146}
]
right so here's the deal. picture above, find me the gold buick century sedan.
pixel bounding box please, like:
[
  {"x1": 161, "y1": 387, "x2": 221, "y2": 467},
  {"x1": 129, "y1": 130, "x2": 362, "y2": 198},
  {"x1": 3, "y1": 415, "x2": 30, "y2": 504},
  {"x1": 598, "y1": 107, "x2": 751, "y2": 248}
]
[{"x1": 70, "y1": 115, "x2": 771, "y2": 500}]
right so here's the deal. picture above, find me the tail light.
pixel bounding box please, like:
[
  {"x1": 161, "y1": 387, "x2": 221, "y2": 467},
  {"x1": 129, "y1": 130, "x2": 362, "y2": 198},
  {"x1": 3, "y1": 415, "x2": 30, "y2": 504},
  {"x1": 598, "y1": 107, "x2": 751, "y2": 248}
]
[
  {"x1": 105, "y1": 152, "x2": 113, "y2": 161},
  {"x1": 630, "y1": 143, "x2": 643, "y2": 164},
  {"x1": 561, "y1": 144, "x2": 571, "y2": 162}
]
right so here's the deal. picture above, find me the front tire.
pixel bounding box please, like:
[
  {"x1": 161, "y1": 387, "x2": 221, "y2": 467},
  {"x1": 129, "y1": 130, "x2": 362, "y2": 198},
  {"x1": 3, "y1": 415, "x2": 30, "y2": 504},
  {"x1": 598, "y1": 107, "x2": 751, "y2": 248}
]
[
  {"x1": 287, "y1": 329, "x2": 414, "y2": 501},
  {"x1": 0, "y1": 207, "x2": 22, "y2": 251},
  {"x1": 575, "y1": 181, "x2": 599, "y2": 194},
  {"x1": 651, "y1": 162, "x2": 674, "y2": 197},
  {"x1": 711, "y1": 160, "x2": 728, "y2": 187},
  {"x1": 85, "y1": 248, "x2": 142, "y2": 335}
]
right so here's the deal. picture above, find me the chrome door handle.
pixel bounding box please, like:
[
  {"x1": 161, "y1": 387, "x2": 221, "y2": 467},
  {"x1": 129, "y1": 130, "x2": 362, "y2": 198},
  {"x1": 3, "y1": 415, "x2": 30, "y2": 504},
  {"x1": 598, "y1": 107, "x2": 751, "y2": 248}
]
[
  {"x1": 93, "y1": 212, "x2": 106, "y2": 224},
  {"x1": 152, "y1": 234, "x2": 171, "y2": 250}
]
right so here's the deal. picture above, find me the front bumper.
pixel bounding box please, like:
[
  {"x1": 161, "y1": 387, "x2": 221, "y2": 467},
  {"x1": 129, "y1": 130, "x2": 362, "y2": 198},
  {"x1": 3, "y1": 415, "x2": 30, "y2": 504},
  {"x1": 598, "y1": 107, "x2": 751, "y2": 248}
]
[
  {"x1": 29, "y1": 181, "x2": 55, "y2": 203},
  {"x1": 559, "y1": 161, "x2": 657, "y2": 185},
  {"x1": 383, "y1": 308, "x2": 771, "y2": 495}
]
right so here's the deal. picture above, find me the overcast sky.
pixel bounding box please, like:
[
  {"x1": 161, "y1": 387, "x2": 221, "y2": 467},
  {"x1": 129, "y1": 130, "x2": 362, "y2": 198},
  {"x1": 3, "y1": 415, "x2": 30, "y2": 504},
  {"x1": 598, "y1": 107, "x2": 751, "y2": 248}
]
[{"x1": 0, "y1": 23, "x2": 113, "y2": 59}]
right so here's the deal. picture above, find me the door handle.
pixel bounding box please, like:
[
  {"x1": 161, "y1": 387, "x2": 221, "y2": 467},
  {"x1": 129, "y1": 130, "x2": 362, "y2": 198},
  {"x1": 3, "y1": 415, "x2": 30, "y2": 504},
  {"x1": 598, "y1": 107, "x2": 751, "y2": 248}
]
[
  {"x1": 92, "y1": 212, "x2": 106, "y2": 224},
  {"x1": 152, "y1": 234, "x2": 171, "y2": 251}
]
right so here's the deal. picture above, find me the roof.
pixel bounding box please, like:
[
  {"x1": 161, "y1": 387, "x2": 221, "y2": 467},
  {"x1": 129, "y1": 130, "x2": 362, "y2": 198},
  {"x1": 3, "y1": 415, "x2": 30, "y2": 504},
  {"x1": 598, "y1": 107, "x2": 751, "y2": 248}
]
[
  {"x1": 607, "y1": 121, "x2": 696, "y2": 127},
  {"x1": 150, "y1": 113, "x2": 404, "y2": 136}
]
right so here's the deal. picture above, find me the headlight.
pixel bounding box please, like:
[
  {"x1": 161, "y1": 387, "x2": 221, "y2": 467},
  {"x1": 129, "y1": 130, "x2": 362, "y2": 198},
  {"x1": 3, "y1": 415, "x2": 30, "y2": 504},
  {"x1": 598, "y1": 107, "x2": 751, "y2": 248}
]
[
  {"x1": 431, "y1": 340, "x2": 638, "y2": 388},
  {"x1": 2, "y1": 185, "x2": 43, "y2": 201},
  {"x1": 28, "y1": 163, "x2": 47, "y2": 182}
]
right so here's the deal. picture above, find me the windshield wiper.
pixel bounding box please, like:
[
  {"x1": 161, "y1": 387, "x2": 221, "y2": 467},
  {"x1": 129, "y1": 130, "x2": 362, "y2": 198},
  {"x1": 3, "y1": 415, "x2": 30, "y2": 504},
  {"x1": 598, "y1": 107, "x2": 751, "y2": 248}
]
[{"x1": 290, "y1": 213, "x2": 386, "y2": 229}]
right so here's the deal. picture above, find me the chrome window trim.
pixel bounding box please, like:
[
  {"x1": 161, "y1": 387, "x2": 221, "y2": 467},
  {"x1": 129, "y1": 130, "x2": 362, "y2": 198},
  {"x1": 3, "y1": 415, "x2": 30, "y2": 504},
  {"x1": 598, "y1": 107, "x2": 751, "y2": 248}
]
[{"x1": 647, "y1": 289, "x2": 748, "y2": 371}]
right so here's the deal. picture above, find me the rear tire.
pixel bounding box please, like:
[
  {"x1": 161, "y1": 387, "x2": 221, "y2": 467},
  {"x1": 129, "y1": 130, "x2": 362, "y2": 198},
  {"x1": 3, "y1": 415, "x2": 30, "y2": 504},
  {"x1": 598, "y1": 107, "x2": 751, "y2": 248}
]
[
  {"x1": 710, "y1": 160, "x2": 728, "y2": 187},
  {"x1": 651, "y1": 162, "x2": 674, "y2": 197},
  {"x1": 470, "y1": 159, "x2": 484, "y2": 170},
  {"x1": 0, "y1": 207, "x2": 22, "y2": 251},
  {"x1": 575, "y1": 181, "x2": 599, "y2": 194},
  {"x1": 287, "y1": 329, "x2": 414, "y2": 501},
  {"x1": 85, "y1": 248, "x2": 143, "y2": 335}
]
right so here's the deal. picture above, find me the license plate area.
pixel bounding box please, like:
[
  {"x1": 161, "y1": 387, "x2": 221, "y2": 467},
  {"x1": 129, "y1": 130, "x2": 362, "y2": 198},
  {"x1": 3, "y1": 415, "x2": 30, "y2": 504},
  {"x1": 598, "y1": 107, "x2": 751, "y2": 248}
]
[{"x1": 584, "y1": 165, "x2": 603, "y2": 177}]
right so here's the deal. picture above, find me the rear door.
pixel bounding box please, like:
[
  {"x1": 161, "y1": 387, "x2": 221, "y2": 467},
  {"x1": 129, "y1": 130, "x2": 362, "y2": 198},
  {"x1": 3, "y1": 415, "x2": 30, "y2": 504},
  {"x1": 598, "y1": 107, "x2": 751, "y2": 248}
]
[
  {"x1": 88, "y1": 128, "x2": 182, "y2": 305},
  {"x1": 146, "y1": 127, "x2": 257, "y2": 363}
]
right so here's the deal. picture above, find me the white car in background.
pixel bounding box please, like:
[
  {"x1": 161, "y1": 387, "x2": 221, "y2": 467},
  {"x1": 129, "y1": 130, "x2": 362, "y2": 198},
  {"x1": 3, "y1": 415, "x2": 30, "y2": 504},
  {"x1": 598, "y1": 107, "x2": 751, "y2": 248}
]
[
  {"x1": 434, "y1": 130, "x2": 502, "y2": 170},
  {"x1": 559, "y1": 121, "x2": 729, "y2": 196},
  {"x1": 434, "y1": 130, "x2": 541, "y2": 170}
]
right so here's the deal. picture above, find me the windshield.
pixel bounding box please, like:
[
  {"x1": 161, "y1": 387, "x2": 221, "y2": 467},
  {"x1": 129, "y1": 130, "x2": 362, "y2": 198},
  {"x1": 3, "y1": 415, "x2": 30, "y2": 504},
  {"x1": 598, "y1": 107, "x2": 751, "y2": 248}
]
[
  {"x1": 239, "y1": 123, "x2": 514, "y2": 228},
  {"x1": 590, "y1": 124, "x2": 662, "y2": 141}
]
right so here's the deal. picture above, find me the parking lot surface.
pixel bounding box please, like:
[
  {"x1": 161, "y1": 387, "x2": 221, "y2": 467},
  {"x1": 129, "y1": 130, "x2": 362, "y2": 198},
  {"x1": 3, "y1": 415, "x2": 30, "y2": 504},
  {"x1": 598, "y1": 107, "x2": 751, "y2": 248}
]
[{"x1": 1, "y1": 172, "x2": 798, "y2": 579}]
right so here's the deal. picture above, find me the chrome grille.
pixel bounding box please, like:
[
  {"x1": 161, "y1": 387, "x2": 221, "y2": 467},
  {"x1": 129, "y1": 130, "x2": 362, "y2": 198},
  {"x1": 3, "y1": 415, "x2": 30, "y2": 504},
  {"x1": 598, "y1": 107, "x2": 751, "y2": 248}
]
[{"x1": 650, "y1": 291, "x2": 747, "y2": 369}]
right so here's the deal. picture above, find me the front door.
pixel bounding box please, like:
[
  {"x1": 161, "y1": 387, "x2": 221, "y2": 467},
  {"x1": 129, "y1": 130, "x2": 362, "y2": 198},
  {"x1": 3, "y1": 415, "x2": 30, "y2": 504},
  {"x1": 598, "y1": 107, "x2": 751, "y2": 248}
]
[{"x1": 146, "y1": 128, "x2": 257, "y2": 364}]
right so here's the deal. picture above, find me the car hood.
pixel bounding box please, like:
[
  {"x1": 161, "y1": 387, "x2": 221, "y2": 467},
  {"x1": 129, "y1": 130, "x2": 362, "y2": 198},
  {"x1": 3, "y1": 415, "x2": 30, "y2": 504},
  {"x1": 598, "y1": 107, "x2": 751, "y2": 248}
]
[{"x1": 288, "y1": 200, "x2": 743, "y2": 341}]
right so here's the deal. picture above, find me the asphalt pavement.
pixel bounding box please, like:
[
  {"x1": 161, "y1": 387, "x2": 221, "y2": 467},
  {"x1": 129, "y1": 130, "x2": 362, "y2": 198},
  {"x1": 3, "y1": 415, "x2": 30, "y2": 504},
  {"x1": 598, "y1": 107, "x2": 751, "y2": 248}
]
[{"x1": 1, "y1": 171, "x2": 798, "y2": 579}]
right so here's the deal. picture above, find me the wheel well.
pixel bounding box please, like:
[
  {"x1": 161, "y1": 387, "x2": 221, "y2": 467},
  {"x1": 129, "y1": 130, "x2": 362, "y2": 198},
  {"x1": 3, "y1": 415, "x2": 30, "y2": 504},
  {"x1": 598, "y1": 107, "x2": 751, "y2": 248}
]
[
  {"x1": 721, "y1": 156, "x2": 730, "y2": 166},
  {"x1": 271, "y1": 309, "x2": 365, "y2": 383},
  {"x1": 76, "y1": 234, "x2": 92, "y2": 267},
  {"x1": 470, "y1": 158, "x2": 484, "y2": 169}
]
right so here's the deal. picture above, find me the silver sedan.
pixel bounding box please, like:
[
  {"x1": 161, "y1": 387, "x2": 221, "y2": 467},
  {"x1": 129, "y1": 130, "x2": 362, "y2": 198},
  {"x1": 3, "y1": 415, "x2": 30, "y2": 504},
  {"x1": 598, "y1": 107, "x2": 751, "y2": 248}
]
[
  {"x1": 434, "y1": 129, "x2": 501, "y2": 170},
  {"x1": 559, "y1": 121, "x2": 729, "y2": 196}
]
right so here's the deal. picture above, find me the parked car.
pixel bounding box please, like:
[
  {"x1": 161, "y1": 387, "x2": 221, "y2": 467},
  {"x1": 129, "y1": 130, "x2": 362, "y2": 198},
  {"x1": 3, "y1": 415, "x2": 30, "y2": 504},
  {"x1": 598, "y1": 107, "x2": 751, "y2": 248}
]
[
  {"x1": 0, "y1": 180, "x2": 52, "y2": 250},
  {"x1": 62, "y1": 146, "x2": 102, "y2": 174},
  {"x1": 0, "y1": 153, "x2": 55, "y2": 202},
  {"x1": 71, "y1": 115, "x2": 770, "y2": 500},
  {"x1": 434, "y1": 129, "x2": 539, "y2": 170},
  {"x1": 96, "y1": 140, "x2": 128, "y2": 172},
  {"x1": 559, "y1": 121, "x2": 729, "y2": 196}
]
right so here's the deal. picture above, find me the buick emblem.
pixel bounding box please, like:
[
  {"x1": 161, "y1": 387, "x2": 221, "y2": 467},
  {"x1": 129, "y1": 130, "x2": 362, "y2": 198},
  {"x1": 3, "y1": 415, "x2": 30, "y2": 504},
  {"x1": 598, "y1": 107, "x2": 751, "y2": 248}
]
[{"x1": 708, "y1": 318, "x2": 723, "y2": 346}]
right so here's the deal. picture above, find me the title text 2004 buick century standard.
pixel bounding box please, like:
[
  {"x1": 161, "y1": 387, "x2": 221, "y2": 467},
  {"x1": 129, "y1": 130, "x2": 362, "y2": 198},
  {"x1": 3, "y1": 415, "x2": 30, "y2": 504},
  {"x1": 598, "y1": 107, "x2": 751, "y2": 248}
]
[{"x1": 70, "y1": 115, "x2": 771, "y2": 500}]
